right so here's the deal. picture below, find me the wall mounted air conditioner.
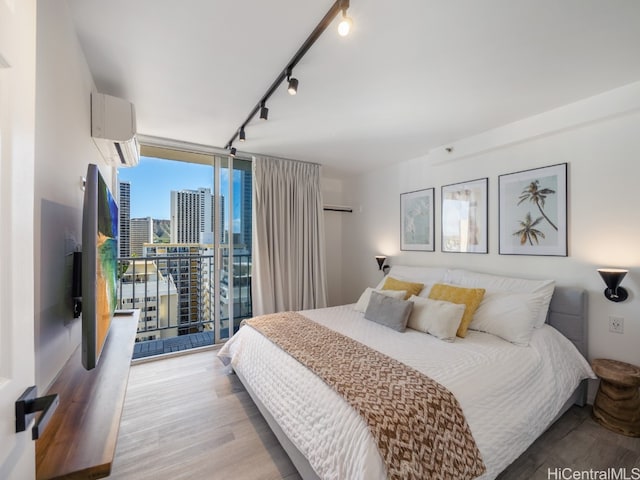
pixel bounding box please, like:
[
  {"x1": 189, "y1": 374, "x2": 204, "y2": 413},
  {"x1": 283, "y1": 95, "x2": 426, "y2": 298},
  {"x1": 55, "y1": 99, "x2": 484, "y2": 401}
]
[{"x1": 91, "y1": 92, "x2": 140, "y2": 168}]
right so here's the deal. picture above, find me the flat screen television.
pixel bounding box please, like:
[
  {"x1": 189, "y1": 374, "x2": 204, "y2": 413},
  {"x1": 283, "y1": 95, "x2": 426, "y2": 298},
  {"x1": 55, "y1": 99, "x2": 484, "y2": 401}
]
[{"x1": 81, "y1": 163, "x2": 119, "y2": 370}]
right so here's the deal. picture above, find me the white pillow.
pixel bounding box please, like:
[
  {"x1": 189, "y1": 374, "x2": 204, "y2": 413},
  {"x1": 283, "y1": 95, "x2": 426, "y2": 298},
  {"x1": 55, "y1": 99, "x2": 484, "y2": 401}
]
[
  {"x1": 354, "y1": 288, "x2": 407, "y2": 312},
  {"x1": 407, "y1": 295, "x2": 465, "y2": 342},
  {"x1": 469, "y1": 292, "x2": 538, "y2": 345},
  {"x1": 415, "y1": 282, "x2": 436, "y2": 298},
  {"x1": 446, "y1": 269, "x2": 555, "y2": 328}
]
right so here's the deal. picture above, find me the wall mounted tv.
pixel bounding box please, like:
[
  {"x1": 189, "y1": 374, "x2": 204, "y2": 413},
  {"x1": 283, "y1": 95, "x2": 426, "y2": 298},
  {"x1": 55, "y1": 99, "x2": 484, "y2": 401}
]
[{"x1": 81, "y1": 163, "x2": 118, "y2": 370}]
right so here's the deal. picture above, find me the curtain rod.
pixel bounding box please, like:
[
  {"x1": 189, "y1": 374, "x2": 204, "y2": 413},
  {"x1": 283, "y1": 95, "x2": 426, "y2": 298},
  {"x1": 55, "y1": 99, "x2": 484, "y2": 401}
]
[{"x1": 252, "y1": 154, "x2": 321, "y2": 167}]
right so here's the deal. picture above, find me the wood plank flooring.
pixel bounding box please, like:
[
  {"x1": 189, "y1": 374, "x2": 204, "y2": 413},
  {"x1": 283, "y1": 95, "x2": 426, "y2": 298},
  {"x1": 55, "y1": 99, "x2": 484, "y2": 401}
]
[
  {"x1": 112, "y1": 349, "x2": 640, "y2": 480},
  {"x1": 498, "y1": 401, "x2": 640, "y2": 479},
  {"x1": 111, "y1": 349, "x2": 301, "y2": 480}
]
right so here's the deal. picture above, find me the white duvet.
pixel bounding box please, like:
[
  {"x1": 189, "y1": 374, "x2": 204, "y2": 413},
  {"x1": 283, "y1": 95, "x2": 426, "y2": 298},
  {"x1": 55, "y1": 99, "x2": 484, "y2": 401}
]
[{"x1": 218, "y1": 304, "x2": 595, "y2": 480}]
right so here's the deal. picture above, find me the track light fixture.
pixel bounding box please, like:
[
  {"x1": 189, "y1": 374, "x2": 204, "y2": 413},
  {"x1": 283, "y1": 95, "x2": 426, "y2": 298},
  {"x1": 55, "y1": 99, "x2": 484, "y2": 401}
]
[
  {"x1": 259, "y1": 102, "x2": 269, "y2": 120},
  {"x1": 287, "y1": 76, "x2": 299, "y2": 95},
  {"x1": 229, "y1": 146, "x2": 236, "y2": 157},
  {"x1": 286, "y1": 70, "x2": 299, "y2": 95},
  {"x1": 338, "y1": 0, "x2": 352, "y2": 37},
  {"x1": 223, "y1": 0, "x2": 353, "y2": 150},
  {"x1": 239, "y1": 127, "x2": 246, "y2": 142}
]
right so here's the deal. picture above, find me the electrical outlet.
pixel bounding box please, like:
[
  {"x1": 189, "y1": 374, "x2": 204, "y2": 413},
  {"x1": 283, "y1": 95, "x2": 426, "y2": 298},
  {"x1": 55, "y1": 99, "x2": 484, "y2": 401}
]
[{"x1": 609, "y1": 316, "x2": 624, "y2": 334}]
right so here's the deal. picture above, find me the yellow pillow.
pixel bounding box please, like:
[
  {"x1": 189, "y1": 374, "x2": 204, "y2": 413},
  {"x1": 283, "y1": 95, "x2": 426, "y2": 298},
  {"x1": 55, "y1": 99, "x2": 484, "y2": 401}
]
[
  {"x1": 382, "y1": 277, "x2": 424, "y2": 300},
  {"x1": 428, "y1": 283, "x2": 485, "y2": 337}
]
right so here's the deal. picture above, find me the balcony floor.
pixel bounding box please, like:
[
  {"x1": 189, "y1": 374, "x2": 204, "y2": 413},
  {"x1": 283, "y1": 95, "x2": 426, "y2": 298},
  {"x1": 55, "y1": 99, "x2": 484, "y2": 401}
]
[{"x1": 133, "y1": 331, "x2": 215, "y2": 359}]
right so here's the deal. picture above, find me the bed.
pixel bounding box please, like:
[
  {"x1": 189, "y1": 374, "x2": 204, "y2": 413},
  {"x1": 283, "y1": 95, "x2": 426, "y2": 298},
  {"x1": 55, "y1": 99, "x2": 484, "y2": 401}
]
[{"x1": 218, "y1": 266, "x2": 595, "y2": 480}]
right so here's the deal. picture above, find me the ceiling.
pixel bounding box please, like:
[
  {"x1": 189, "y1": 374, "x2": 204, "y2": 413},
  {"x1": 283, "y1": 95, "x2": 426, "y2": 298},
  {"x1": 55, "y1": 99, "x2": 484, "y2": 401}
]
[{"x1": 67, "y1": 0, "x2": 640, "y2": 177}]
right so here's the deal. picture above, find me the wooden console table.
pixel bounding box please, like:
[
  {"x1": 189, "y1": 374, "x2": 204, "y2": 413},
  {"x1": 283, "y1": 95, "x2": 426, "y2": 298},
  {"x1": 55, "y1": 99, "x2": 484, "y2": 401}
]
[
  {"x1": 36, "y1": 312, "x2": 139, "y2": 479},
  {"x1": 592, "y1": 358, "x2": 640, "y2": 437}
]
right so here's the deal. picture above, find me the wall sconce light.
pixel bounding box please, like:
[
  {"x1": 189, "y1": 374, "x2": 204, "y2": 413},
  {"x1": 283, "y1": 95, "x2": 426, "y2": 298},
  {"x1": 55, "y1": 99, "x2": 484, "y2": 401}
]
[
  {"x1": 597, "y1": 268, "x2": 629, "y2": 302},
  {"x1": 375, "y1": 255, "x2": 390, "y2": 275}
]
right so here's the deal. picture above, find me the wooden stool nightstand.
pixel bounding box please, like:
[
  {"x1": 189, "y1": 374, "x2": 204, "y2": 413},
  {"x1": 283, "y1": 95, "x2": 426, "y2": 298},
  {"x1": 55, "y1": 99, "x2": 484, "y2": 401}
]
[{"x1": 592, "y1": 358, "x2": 640, "y2": 437}]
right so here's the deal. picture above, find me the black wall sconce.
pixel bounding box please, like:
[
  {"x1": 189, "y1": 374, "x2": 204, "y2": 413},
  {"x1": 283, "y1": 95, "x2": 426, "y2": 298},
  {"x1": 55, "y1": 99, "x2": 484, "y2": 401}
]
[
  {"x1": 375, "y1": 255, "x2": 390, "y2": 275},
  {"x1": 597, "y1": 268, "x2": 629, "y2": 302}
]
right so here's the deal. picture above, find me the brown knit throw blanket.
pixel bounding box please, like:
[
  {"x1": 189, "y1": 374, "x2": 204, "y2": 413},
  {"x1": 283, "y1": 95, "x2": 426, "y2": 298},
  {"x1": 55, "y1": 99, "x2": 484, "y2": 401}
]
[{"x1": 246, "y1": 311, "x2": 486, "y2": 480}]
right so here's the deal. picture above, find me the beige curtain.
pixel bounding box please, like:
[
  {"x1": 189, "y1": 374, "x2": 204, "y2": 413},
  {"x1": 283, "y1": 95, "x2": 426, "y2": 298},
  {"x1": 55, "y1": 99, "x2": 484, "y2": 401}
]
[{"x1": 252, "y1": 156, "x2": 328, "y2": 315}]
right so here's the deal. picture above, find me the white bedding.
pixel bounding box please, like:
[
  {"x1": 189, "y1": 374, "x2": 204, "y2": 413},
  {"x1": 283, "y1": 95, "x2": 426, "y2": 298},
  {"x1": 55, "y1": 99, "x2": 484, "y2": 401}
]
[{"x1": 218, "y1": 304, "x2": 595, "y2": 480}]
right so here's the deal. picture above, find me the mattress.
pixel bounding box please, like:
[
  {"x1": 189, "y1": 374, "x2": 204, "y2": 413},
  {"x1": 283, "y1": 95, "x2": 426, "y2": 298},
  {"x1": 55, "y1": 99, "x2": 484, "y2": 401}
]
[{"x1": 218, "y1": 304, "x2": 595, "y2": 480}]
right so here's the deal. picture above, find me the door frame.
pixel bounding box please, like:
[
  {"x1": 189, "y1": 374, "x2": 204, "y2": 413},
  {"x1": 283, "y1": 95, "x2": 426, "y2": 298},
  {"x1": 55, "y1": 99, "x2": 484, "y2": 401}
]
[{"x1": 0, "y1": 0, "x2": 38, "y2": 478}]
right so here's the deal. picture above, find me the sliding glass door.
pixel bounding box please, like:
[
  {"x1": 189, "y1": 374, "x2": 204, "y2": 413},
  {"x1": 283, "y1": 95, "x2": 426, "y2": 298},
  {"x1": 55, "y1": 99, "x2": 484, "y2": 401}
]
[
  {"x1": 117, "y1": 148, "x2": 251, "y2": 356},
  {"x1": 213, "y1": 155, "x2": 253, "y2": 343}
]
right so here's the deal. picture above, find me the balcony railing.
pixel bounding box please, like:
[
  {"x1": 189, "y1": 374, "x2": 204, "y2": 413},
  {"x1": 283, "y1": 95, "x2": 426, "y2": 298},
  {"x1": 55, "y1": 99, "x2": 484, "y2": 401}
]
[{"x1": 117, "y1": 252, "x2": 252, "y2": 359}]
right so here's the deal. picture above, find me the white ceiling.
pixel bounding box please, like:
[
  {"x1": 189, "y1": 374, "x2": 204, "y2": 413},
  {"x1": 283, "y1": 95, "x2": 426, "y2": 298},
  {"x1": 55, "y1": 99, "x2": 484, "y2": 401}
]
[{"x1": 67, "y1": 0, "x2": 640, "y2": 177}]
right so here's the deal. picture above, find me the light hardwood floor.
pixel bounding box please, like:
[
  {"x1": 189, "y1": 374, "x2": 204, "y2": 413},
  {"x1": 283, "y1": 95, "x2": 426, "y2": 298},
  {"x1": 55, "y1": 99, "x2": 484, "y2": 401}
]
[
  {"x1": 112, "y1": 349, "x2": 640, "y2": 480},
  {"x1": 112, "y1": 349, "x2": 301, "y2": 480}
]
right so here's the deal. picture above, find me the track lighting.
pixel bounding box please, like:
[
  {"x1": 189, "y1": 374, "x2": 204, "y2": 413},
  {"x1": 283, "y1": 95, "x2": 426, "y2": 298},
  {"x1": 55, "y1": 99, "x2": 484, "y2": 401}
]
[
  {"x1": 223, "y1": 0, "x2": 353, "y2": 150},
  {"x1": 287, "y1": 77, "x2": 299, "y2": 95},
  {"x1": 260, "y1": 102, "x2": 269, "y2": 120},
  {"x1": 229, "y1": 147, "x2": 236, "y2": 157},
  {"x1": 338, "y1": 14, "x2": 352, "y2": 36},
  {"x1": 338, "y1": 3, "x2": 352, "y2": 37},
  {"x1": 287, "y1": 72, "x2": 298, "y2": 95}
]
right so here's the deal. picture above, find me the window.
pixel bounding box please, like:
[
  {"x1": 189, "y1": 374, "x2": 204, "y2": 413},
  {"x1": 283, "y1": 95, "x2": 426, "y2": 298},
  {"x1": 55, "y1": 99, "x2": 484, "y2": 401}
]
[{"x1": 117, "y1": 149, "x2": 252, "y2": 357}]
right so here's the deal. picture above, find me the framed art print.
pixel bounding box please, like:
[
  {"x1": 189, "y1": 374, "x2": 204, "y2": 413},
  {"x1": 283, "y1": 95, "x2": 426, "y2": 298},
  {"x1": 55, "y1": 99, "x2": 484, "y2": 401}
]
[
  {"x1": 499, "y1": 163, "x2": 567, "y2": 256},
  {"x1": 400, "y1": 188, "x2": 434, "y2": 251},
  {"x1": 441, "y1": 177, "x2": 488, "y2": 253}
]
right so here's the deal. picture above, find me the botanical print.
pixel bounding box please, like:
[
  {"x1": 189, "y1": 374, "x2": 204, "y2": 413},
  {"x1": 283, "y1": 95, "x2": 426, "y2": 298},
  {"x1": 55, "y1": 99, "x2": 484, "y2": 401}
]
[
  {"x1": 499, "y1": 164, "x2": 567, "y2": 256},
  {"x1": 442, "y1": 178, "x2": 487, "y2": 253},
  {"x1": 401, "y1": 188, "x2": 434, "y2": 251},
  {"x1": 518, "y1": 179, "x2": 558, "y2": 232},
  {"x1": 512, "y1": 175, "x2": 558, "y2": 245},
  {"x1": 405, "y1": 196, "x2": 430, "y2": 243}
]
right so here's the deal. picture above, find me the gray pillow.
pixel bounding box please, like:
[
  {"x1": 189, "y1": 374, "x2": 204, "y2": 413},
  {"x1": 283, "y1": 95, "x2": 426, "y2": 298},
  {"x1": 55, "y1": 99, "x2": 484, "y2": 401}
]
[{"x1": 364, "y1": 291, "x2": 414, "y2": 332}]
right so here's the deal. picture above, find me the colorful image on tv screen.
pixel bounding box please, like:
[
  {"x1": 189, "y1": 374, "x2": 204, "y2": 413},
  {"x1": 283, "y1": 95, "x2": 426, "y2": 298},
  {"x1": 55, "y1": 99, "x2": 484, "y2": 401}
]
[{"x1": 96, "y1": 172, "x2": 118, "y2": 354}]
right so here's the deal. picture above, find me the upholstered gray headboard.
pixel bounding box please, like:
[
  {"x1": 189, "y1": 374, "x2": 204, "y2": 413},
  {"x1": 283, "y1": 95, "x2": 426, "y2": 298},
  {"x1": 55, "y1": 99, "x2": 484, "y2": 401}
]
[
  {"x1": 546, "y1": 286, "x2": 588, "y2": 358},
  {"x1": 546, "y1": 286, "x2": 589, "y2": 409}
]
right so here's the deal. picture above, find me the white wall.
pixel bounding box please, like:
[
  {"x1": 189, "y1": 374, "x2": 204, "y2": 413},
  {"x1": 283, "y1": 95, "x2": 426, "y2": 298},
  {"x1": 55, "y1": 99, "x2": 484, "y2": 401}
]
[
  {"x1": 342, "y1": 83, "x2": 640, "y2": 374},
  {"x1": 35, "y1": 1, "x2": 115, "y2": 391}
]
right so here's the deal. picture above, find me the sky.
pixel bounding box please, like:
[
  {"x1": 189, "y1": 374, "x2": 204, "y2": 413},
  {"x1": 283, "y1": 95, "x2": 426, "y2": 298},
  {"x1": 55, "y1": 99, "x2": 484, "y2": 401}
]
[{"x1": 118, "y1": 156, "x2": 240, "y2": 230}]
